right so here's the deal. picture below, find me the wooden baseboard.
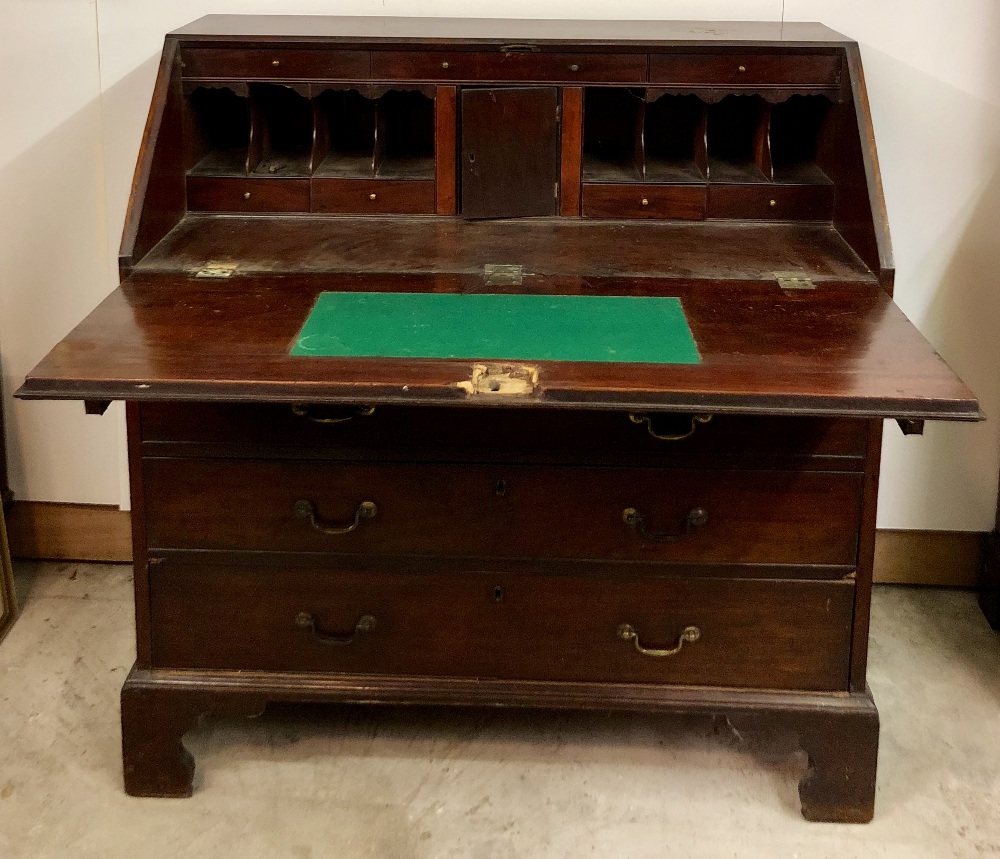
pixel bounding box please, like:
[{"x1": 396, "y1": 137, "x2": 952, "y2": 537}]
[
  {"x1": 3, "y1": 502, "x2": 987, "y2": 586},
  {"x1": 7, "y1": 501, "x2": 132, "y2": 563},
  {"x1": 873, "y1": 529, "x2": 984, "y2": 587}
]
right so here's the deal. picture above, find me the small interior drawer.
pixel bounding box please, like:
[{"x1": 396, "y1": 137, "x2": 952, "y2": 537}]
[
  {"x1": 707, "y1": 184, "x2": 835, "y2": 220},
  {"x1": 181, "y1": 48, "x2": 371, "y2": 79},
  {"x1": 582, "y1": 184, "x2": 706, "y2": 220},
  {"x1": 142, "y1": 458, "x2": 863, "y2": 566},
  {"x1": 311, "y1": 178, "x2": 436, "y2": 215},
  {"x1": 649, "y1": 52, "x2": 841, "y2": 88},
  {"x1": 186, "y1": 177, "x2": 310, "y2": 213},
  {"x1": 372, "y1": 50, "x2": 647, "y2": 83},
  {"x1": 148, "y1": 560, "x2": 853, "y2": 691}
]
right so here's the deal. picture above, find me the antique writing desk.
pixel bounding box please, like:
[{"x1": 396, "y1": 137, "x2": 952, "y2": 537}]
[{"x1": 17, "y1": 17, "x2": 980, "y2": 822}]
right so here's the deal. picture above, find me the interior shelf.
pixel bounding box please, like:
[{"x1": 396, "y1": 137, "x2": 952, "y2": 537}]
[
  {"x1": 770, "y1": 95, "x2": 834, "y2": 185},
  {"x1": 644, "y1": 94, "x2": 706, "y2": 184},
  {"x1": 706, "y1": 96, "x2": 771, "y2": 184},
  {"x1": 314, "y1": 89, "x2": 377, "y2": 179},
  {"x1": 582, "y1": 88, "x2": 645, "y2": 182},
  {"x1": 248, "y1": 84, "x2": 313, "y2": 178},
  {"x1": 375, "y1": 90, "x2": 435, "y2": 180}
]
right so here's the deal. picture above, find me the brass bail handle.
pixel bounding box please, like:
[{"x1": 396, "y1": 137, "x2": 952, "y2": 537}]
[
  {"x1": 294, "y1": 499, "x2": 377, "y2": 535},
  {"x1": 623, "y1": 506, "x2": 708, "y2": 542},
  {"x1": 617, "y1": 623, "x2": 700, "y2": 657},
  {"x1": 629, "y1": 412, "x2": 712, "y2": 441},
  {"x1": 295, "y1": 612, "x2": 376, "y2": 646},
  {"x1": 291, "y1": 404, "x2": 376, "y2": 424}
]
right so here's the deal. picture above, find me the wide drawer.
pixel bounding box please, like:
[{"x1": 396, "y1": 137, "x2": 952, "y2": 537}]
[
  {"x1": 186, "y1": 177, "x2": 310, "y2": 213},
  {"x1": 138, "y1": 403, "x2": 869, "y2": 468},
  {"x1": 372, "y1": 50, "x2": 647, "y2": 83},
  {"x1": 142, "y1": 459, "x2": 863, "y2": 565},
  {"x1": 311, "y1": 178, "x2": 435, "y2": 214},
  {"x1": 582, "y1": 184, "x2": 706, "y2": 220},
  {"x1": 181, "y1": 48, "x2": 370, "y2": 80},
  {"x1": 707, "y1": 184, "x2": 835, "y2": 221},
  {"x1": 649, "y1": 52, "x2": 841, "y2": 88},
  {"x1": 148, "y1": 561, "x2": 853, "y2": 690}
]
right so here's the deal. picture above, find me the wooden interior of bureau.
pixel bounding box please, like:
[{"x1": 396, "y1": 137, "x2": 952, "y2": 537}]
[{"x1": 15, "y1": 17, "x2": 982, "y2": 822}]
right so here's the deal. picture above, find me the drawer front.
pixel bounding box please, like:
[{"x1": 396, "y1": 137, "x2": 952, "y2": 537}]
[
  {"x1": 143, "y1": 459, "x2": 863, "y2": 565},
  {"x1": 148, "y1": 562, "x2": 853, "y2": 691},
  {"x1": 372, "y1": 51, "x2": 647, "y2": 83},
  {"x1": 139, "y1": 404, "x2": 870, "y2": 467},
  {"x1": 311, "y1": 178, "x2": 436, "y2": 214},
  {"x1": 181, "y1": 48, "x2": 370, "y2": 80},
  {"x1": 187, "y1": 177, "x2": 310, "y2": 213},
  {"x1": 582, "y1": 184, "x2": 706, "y2": 220},
  {"x1": 707, "y1": 184, "x2": 835, "y2": 221},
  {"x1": 649, "y1": 52, "x2": 841, "y2": 88}
]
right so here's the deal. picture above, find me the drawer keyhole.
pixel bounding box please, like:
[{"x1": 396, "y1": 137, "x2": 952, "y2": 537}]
[
  {"x1": 493, "y1": 586, "x2": 504, "y2": 602},
  {"x1": 495, "y1": 479, "x2": 507, "y2": 496}
]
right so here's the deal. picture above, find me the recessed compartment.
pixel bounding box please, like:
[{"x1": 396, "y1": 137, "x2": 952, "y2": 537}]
[
  {"x1": 375, "y1": 90, "x2": 435, "y2": 180},
  {"x1": 582, "y1": 87, "x2": 645, "y2": 182},
  {"x1": 706, "y1": 95, "x2": 771, "y2": 183},
  {"x1": 248, "y1": 83, "x2": 313, "y2": 177},
  {"x1": 643, "y1": 93, "x2": 706, "y2": 183},
  {"x1": 186, "y1": 84, "x2": 250, "y2": 177},
  {"x1": 770, "y1": 95, "x2": 833, "y2": 185},
  {"x1": 313, "y1": 89, "x2": 377, "y2": 178}
]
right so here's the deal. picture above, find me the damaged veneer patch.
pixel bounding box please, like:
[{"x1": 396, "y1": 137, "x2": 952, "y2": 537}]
[{"x1": 456, "y1": 363, "x2": 540, "y2": 396}]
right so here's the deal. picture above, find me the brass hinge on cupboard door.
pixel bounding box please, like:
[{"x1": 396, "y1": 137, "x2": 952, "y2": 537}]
[
  {"x1": 556, "y1": 104, "x2": 561, "y2": 123},
  {"x1": 554, "y1": 181, "x2": 560, "y2": 200}
]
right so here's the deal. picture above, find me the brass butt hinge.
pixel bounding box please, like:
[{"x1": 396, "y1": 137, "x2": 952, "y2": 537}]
[
  {"x1": 554, "y1": 181, "x2": 560, "y2": 200},
  {"x1": 556, "y1": 104, "x2": 561, "y2": 123},
  {"x1": 194, "y1": 261, "x2": 238, "y2": 279},
  {"x1": 774, "y1": 272, "x2": 816, "y2": 290}
]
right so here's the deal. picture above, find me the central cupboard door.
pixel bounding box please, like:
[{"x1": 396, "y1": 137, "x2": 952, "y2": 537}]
[{"x1": 460, "y1": 87, "x2": 560, "y2": 218}]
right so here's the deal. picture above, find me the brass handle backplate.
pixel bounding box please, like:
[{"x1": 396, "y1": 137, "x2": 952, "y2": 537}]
[
  {"x1": 291, "y1": 404, "x2": 375, "y2": 424},
  {"x1": 623, "y1": 506, "x2": 708, "y2": 542},
  {"x1": 295, "y1": 612, "x2": 375, "y2": 646},
  {"x1": 617, "y1": 623, "x2": 700, "y2": 657},
  {"x1": 294, "y1": 499, "x2": 377, "y2": 535},
  {"x1": 629, "y1": 412, "x2": 712, "y2": 441}
]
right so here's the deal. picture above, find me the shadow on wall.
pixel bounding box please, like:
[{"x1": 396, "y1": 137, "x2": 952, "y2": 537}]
[{"x1": 866, "y1": 45, "x2": 1000, "y2": 530}]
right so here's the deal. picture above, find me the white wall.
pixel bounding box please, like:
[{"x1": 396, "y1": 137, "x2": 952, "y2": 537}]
[{"x1": 3, "y1": 1, "x2": 998, "y2": 531}]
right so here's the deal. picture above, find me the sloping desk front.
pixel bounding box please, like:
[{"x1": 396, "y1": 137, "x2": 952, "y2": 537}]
[{"x1": 17, "y1": 16, "x2": 979, "y2": 822}]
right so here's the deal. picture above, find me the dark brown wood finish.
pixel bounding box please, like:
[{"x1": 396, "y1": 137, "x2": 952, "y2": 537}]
[
  {"x1": 18, "y1": 274, "x2": 979, "y2": 421},
  {"x1": 16, "y1": 17, "x2": 980, "y2": 821}
]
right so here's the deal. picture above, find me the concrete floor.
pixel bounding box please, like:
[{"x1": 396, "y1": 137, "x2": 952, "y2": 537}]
[{"x1": 0, "y1": 562, "x2": 998, "y2": 858}]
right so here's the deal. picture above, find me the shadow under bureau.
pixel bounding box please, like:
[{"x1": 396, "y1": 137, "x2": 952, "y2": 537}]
[{"x1": 16, "y1": 16, "x2": 981, "y2": 822}]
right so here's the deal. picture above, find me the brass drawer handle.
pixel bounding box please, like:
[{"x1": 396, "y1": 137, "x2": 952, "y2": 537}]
[
  {"x1": 295, "y1": 612, "x2": 375, "y2": 646},
  {"x1": 629, "y1": 412, "x2": 712, "y2": 441},
  {"x1": 291, "y1": 404, "x2": 375, "y2": 424},
  {"x1": 623, "y1": 506, "x2": 708, "y2": 542},
  {"x1": 294, "y1": 499, "x2": 377, "y2": 535},
  {"x1": 617, "y1": 623, "x2": 700, "y2": 657}
]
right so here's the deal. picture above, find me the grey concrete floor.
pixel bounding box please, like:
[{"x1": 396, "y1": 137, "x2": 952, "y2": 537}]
[{"x1": 0, "y1": 561, "x2": 999, "y2": 858}]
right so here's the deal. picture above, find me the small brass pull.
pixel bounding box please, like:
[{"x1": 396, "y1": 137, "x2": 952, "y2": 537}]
[
  {"x1": 369, "y1": 193, "x2": 377, "y2": 201},
  {"x1": 617, "y1": 623, "x2": 700, "y2": 657},
  {"x1": 629, "y1": 412, "x2": 712, "y2": 441},
  {"x1": 291, "y1": 404, "x2": 375, "y2": 424},
  {"x1": 769, "y1": 199, "x2": 777, "y2": 207},
  {"x1": 641, "y1": 197, "x2": 649, "y2": 206},
  {"x1": 271, "y1": 59, "x2": 280, "y2": 66},
  {"x1": 623, "y1": 506, "x2": 708, "y2": 542},
  {"x1": 294, "y1": 499, "x2": 377, "y2": 535},
  {"x1": 441, "y1": 61, "x2": 450, "y2": 69},
  {"x1": 569, "y1": 63, "x2": 580, "y2": 72},
  {"x1": 738, "y1": 64, "x2": 747, "y2": 73},
  {"x1": 243, "y1": 191, "x2": 251, "y2": 200},
  {"x1": 295, "y1": 612, "x2": 375, "y2": 646}
]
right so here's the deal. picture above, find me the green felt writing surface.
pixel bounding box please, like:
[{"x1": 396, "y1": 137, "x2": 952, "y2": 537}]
[{"x1": 291, "y1": 292, "x2": 700, "y2": 364}]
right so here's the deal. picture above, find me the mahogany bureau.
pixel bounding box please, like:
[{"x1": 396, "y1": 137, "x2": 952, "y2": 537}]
[{"x1": 16, "y1": 17, "x2": 980, "y2": 822}]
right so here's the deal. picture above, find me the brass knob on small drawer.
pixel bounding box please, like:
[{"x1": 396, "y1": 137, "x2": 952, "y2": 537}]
[
  {"x1": 569, "y1": 63, "x2": 580, "y2": 72},
  {"x1": 769, "y1": 199, "x2": 777, "y2": 207},
  {"x1": 271, "y1": 59, "x2": 280, "y2": 66},
  {"x1": 641, "y1": 198, "x2": 649, "y2": 206},
  {"x1": 369, "y1": 193, "x2": 377, "y2": 201},
  {"x1": 738, "y1": 64, "x2": 747, "y2": 72},
  {"x1": 441, "y1": 61, "x2": 450, "y2": 69},
  {"x1": 243, "y1": 191, "x2": 251, "y2": 200}
]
